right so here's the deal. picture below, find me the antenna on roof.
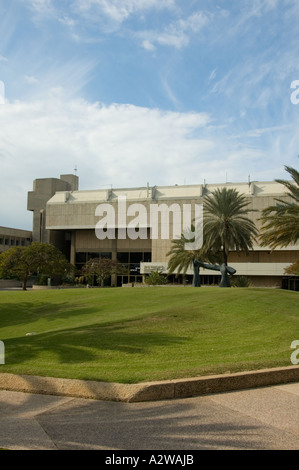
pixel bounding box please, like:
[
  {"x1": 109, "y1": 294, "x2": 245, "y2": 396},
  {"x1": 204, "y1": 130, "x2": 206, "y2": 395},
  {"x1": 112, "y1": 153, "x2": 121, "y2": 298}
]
[{"x1": 74, "y1": 165, "x2": 78, "y2": 175}]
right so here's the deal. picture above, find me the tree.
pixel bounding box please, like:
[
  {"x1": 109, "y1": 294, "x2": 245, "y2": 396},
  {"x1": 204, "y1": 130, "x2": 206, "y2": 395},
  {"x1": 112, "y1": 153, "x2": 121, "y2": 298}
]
[
  {"x1": 0, "y1": 242, "x2": 74, "y2": 290},
  {"x1": 145, "y1": 270, "x2": 168, "y2": 285},
  {"x1": 259, "y1": 166, "x2": 299, "y2": 249},
  {"x1": 203, "y1": 187, "x2": 258, "y2": 266},
  {"x1": 284, "y1": 260, "x2": 299, "y2": 276},
  {"x1": 166, "y1": 225, "x2": 220, "y2": 286},
  {"x1": 81, "y1": 257, "x2": 125, "y2": 287}
]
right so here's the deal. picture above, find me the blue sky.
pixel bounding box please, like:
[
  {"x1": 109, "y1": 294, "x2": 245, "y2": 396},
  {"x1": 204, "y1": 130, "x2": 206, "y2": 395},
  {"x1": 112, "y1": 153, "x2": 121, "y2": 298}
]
[{"x1": 1, "y1": 0, "x2": 299, "y2": 229}]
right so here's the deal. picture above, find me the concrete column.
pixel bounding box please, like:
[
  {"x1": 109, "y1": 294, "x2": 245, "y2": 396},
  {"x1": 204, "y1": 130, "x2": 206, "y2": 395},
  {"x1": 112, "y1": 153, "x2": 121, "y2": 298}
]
[{"x1": 70, "y1": 231, "x2": 76, "y2": 266}]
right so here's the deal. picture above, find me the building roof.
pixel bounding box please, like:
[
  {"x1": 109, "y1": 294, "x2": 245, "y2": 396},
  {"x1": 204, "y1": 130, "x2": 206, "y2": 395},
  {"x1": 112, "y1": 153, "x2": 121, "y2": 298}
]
[{"x1": 47, "y1": 180, "x2": 289, "y2": 205}]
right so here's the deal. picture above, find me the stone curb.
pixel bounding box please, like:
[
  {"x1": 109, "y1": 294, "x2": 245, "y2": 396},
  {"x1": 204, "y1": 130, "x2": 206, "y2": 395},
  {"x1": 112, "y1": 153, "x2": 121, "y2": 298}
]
[{"x1": 0, "y1": 366, "x2": 298, "y2": 402}]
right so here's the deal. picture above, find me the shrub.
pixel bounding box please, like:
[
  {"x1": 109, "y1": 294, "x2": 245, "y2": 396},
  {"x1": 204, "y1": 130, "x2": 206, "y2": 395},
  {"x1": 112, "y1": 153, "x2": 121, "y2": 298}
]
[
  {"x1": 145, "y1": 270, "x2": 168, "y2": 285},
  {"x1": 231, "y1": 275, "x2": 251, "y2": 287}
]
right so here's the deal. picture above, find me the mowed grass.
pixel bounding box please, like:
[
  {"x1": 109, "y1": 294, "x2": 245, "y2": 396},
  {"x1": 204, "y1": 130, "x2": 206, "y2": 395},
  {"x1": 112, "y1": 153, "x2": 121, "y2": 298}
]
[{"x1": 0, "y1": 286, "x2": 298, "y2": 383}]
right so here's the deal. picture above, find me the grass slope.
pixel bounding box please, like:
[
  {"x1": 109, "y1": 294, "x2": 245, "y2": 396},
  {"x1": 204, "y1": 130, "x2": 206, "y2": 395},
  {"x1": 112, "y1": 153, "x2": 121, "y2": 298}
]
[{"x1": 0, "y1": 287, "x2": 298, "y2": 383}]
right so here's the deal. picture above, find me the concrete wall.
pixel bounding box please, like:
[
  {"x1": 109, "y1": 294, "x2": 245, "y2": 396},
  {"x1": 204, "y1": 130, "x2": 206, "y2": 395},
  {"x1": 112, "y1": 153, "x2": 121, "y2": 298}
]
[{"x1": 0, "y1": 226, "x2": 32, "y2": 254}]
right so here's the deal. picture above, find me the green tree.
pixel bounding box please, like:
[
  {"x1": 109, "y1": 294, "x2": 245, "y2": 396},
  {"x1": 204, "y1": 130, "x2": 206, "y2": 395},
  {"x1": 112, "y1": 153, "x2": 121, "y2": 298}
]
[
  {"x1": 203, "y1": 187, "x2": 258, "y2": 266},
  {"x1": 259, "y1": 166, "x2": 299, "y2": 249},
  {"x1": 81, "y1": 257, "x2": 125, "y2": 287},
  {"x1": 166, "y1": 225, "x2": 220, "y2": 286},
  {"x1": 284, "y1": 260, "x2": 299, "y2": 276},
  {"x1": 0, "y1": 242, "x2": 74, "y2": 290}
]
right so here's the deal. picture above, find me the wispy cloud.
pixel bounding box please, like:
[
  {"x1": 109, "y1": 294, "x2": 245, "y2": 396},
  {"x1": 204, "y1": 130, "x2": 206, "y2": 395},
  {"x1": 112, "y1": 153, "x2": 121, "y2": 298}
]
[
  {"x1": 24, "y1": 75, "x2": 39, "y2": 85},
  {"x1": 24, "y1": 0, "x2": 54, "y2": 16},
  {"x1": 137, "y1": 11, "x2": 210, "y2": 50},
  {"x1": 72, "y1": 0, "x2": 175, "y2": 27}
]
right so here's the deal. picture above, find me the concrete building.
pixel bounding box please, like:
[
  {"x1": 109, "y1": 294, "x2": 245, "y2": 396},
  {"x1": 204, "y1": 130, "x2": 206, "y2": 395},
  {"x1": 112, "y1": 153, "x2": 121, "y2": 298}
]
[
  {"x1": 26, "y1": 174, "x2": 299, "y2": 288},
  {"x1": 27, "y1": 174, "x2": 79, "y2": 253},
  {"x1": 0, "y1": 226, "x2": 32, "y2": 254}
]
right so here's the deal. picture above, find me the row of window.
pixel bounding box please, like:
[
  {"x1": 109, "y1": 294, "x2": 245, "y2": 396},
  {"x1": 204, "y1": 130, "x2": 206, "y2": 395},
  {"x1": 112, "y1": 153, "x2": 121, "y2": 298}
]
[
  {"x1": 75, "y1": 251, "x2": 152, "y2": 277},
  {"x1": 0, "y1": 237, "x2": 32, "y2": 247},
  {"x1": 75, "y1": 251, "x2": 152, "y2": 265}
]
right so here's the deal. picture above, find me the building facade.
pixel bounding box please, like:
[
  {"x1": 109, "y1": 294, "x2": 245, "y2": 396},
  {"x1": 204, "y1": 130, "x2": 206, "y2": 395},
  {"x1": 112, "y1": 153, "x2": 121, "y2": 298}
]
[
  {"x1": 0, "y1": 226, "x2": 32, "y2": 254},
  {"x1": 27, "y1": 174, "x2": 299, "y2": 288}
]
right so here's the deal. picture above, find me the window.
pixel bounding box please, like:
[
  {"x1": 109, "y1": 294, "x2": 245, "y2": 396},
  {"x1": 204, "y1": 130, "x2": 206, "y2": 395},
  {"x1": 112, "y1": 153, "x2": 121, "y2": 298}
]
[
  {"x1": 117, "y1": 252, "x2": 129, "y2": 263},
  {"x1": 76, "y1": 252, "x2": 87, "y2": 263},
  {"x1": 130, "y1": 252, "x2": 143, "y2": 263},
  {"x1": 100, "y1": 252, "x2": 112, "y2": 259}
]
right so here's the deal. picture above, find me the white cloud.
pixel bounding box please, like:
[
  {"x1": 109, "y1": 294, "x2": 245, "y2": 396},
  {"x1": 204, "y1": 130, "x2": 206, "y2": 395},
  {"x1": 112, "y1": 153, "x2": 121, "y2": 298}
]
[
  {"x1": 26, "y1": 0, "x2": 54, "y2": 15},
  {"x1": 141, "y1": 39, "x2": 156, "y2": 51},
  {"x1": 73, "y1": 0, "x2": 175, "y2": 24},
  {"x1": 24, "y1": 75, "x2": 39, "y2": 85},
  {"x1": 0, "y1": 94, "x2": 214, "y2": 228},
  {"x1": 139, "y1": 11, "x2": 210, "y2": 50},
  {"x1": 58, "y1": 16, "x2": 76, "y2": 27},
  {"x1": 209, "y1": 69, "x2": 217, "y2": 82},
  {"x1": 1, "y1": 89, "x2": 296, "y2": 230}
]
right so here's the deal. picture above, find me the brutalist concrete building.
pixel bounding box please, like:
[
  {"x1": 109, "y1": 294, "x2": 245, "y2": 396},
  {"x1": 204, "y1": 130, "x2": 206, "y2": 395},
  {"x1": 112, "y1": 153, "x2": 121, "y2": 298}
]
[{"x1": 27, "y1": 174, "x2": 299, "y2": 288}]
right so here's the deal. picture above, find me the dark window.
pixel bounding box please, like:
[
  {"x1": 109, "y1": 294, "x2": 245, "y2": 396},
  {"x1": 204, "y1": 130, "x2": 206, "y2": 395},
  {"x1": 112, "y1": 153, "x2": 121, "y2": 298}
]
[
  {"x1": 117, "y1": 252, "x2": 129, "y2": 263},
  {"x1": 144, "y1": 252, "x2": 152, "y2": 262},
  {"x1": 130, "y1": 252, "x2": 143, "y2": 263},
  {"x1": 100, "y1": 252, "x2": 112, "y2": 259},
  {"x1": 87, "y1": 252, "x2": 99, "y2": 260},
  {"x1": 76, "y1": 252, "x2": 87, "y2": 263}
]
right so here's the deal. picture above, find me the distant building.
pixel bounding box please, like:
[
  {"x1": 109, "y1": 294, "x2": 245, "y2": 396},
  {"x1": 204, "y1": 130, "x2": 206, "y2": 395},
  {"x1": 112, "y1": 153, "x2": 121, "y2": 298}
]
[
  {"x1": 0, "y1": 226, "x2": 32, "y2": 254},
  {"x1": 26, "y1": 174, "x2": 299, "y2": 288}
]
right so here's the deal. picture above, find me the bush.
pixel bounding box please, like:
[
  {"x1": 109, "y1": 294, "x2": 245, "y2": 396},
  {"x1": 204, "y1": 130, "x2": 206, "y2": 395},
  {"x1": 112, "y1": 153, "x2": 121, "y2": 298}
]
[
  {"x1": 145, "y1": 270, "x2": 168, "y2": 285},
  {"x1": 231, "y1": 275, "x2": 251, "y2": 287}
]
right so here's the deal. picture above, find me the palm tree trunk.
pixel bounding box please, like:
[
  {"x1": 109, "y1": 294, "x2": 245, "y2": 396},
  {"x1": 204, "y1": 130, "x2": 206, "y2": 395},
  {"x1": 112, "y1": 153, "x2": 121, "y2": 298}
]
[{"x1": 222, "y1": 245, "x2": 228, "y2": 266}]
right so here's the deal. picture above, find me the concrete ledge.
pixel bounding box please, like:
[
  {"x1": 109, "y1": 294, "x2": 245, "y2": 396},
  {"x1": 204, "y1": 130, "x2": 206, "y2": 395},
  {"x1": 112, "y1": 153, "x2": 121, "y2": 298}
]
[{"x1": 0, "y1": 366, "x2": 298, "y2": 402}]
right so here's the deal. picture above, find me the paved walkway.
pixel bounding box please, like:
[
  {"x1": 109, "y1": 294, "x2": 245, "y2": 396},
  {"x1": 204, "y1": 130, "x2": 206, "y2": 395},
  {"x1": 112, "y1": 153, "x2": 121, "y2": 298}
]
[{"x1": 0, "y1": 383, "x2": 298, "y2": 450}]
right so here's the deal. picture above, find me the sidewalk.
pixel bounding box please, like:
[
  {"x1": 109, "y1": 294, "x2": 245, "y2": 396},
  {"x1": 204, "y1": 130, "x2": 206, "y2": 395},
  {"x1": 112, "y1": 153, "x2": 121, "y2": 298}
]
[{"x1": 0, "y1": 382, "x2": 298, "y2": 450}]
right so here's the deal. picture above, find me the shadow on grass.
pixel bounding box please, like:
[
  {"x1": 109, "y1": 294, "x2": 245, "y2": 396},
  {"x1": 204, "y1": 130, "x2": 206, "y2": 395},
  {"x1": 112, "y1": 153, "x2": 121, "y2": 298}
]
[
  {"x1": 0, "y1": 300, "x2": 105, "y2": 329},
  {"x1": 2, "y1": 319, "x2": 187, "y2": 381}
]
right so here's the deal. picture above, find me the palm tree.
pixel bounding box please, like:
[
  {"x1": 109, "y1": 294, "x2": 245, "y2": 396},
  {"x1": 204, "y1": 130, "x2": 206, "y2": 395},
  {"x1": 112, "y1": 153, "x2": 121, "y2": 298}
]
[
  {"x1": 259, "y1": 166, "x2": 299, "y2": 249},
  {"x1": 203, "y1": 187, "x2": 258, "y2": 266},
  {"x1": 166, "y1": 225, "x2": 220, "y2": 286}
]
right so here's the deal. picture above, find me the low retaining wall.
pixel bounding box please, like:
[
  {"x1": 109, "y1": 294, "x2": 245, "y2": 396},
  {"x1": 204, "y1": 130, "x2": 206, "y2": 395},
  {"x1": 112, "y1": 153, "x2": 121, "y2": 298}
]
[
  {"x1": 0, "y1": 366, "x2": 298, "y2": 403},
  {"x1": 0, "y1": 279, "x2": 23, "y2": 288}
]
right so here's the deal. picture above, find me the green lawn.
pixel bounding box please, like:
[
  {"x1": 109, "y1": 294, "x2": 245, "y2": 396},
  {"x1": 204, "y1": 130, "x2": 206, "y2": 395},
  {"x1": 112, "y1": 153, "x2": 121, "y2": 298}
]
[{"x1": 0, "y1": 286, "x2": 298, "y2": 383}]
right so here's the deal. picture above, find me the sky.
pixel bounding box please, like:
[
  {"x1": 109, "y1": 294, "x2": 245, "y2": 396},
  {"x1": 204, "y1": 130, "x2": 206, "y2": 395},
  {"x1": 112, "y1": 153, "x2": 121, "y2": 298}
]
[{"x1": 1, "y1": 0, "x2": 299, "y2": 230}]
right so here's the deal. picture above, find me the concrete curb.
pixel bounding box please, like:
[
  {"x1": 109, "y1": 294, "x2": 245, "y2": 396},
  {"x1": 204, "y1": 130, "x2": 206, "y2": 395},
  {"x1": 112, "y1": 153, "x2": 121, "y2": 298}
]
[{"x1": 0, "y1": 366, "x2": 298, "y2": 402}]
